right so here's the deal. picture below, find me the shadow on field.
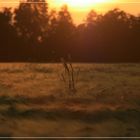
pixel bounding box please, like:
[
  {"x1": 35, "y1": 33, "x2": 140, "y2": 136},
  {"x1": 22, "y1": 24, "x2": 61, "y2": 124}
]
[
  {"x1": 0, "y1": 94, "x2": 140, "y2": 137},
  {"x1": 1, "y1": 104, "x2": 140, "y2": 123},
  {"x1": 0, "y1": 95, "x2": 140, "y2": 123}
]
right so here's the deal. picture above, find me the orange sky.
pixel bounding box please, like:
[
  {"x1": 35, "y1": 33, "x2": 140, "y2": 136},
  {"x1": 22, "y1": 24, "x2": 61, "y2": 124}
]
[{"x1": 0, "y1": 0, "x2": 140, "y2": 24}]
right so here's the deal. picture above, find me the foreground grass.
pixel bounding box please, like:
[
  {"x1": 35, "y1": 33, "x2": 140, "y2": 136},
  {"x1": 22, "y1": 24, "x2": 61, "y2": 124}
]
[{"x1": 0, "y1": 63, "x2": 140, "y2": 137}]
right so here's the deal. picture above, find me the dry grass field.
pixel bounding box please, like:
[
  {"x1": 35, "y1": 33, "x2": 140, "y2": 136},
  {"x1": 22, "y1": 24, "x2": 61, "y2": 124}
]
[{"x1": 0, "y1": 63, "x2": 140, "y2": 138}]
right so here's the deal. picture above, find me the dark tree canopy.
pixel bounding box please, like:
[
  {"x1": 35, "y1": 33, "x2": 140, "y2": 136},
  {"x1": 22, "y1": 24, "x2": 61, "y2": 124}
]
[
  {"x1": 0, "y1": 8, "x2": 19, "y2": 61},
  {"x1": 0, "y1": 4, "x2": 139, "y2": 62},
  {"x1": 14, "y1": 0, "x2": 49, "y2": 45},
  {"x1": 47, "y1": 5, "x2": 75, "y2": 59}
]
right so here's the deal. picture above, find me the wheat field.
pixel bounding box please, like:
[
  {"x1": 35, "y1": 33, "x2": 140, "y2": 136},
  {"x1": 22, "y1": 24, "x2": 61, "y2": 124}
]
[{"x1": 0, "y1": 63, "x2": 140, "y2": 138}]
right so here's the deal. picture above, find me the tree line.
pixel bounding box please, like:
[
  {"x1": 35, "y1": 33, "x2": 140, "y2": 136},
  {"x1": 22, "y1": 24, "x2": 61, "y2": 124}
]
[{"x1": 0, "y1": 0, "x2": 140, "y2": 62}]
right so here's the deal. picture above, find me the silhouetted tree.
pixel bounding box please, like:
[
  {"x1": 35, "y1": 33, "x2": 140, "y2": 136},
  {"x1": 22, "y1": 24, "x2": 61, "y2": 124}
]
[
  {"x1": 0, "y1": 5, "x2": 139, "y2": 62},
  {"x1": 14, "y1": 0, "x2": 49, "y2": 43},
  {"x1": 0, "y1": 8, "x2": 19, "y2": 61},
  {"x1": 128, "y1": 14, "x2": 140, "y2": 61},
  {"x1": 14, "y1": 0, "x2": 49, "y2": 61},
  {"x1": 47, "y1": 5, "x2": 76, "y2": 60},
  {"x1": 80, "y1": 8, "x2": 140, "y2": 62}
]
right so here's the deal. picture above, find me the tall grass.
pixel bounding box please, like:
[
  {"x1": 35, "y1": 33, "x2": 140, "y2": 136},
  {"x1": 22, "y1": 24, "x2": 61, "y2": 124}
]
[{"x1": 60, "y1": 57, "x2": 80, "y2": 95}]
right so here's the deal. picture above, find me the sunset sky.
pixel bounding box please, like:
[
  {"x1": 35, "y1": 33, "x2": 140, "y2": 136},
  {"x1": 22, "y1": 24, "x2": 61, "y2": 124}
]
[{"x1": 0, "y1": 0, "x2": 140, "y2": 24}]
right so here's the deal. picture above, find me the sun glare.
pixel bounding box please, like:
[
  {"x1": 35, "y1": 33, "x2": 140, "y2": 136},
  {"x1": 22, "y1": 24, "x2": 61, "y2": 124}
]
[{"x1": 62, "y1": 0, "x2": 110, "y2": 8}]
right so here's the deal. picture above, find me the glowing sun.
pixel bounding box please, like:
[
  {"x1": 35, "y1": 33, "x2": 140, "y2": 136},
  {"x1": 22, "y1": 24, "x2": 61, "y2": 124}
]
[{"x1": 62, "y1": 0, "x2": 109, "y2": 8}]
